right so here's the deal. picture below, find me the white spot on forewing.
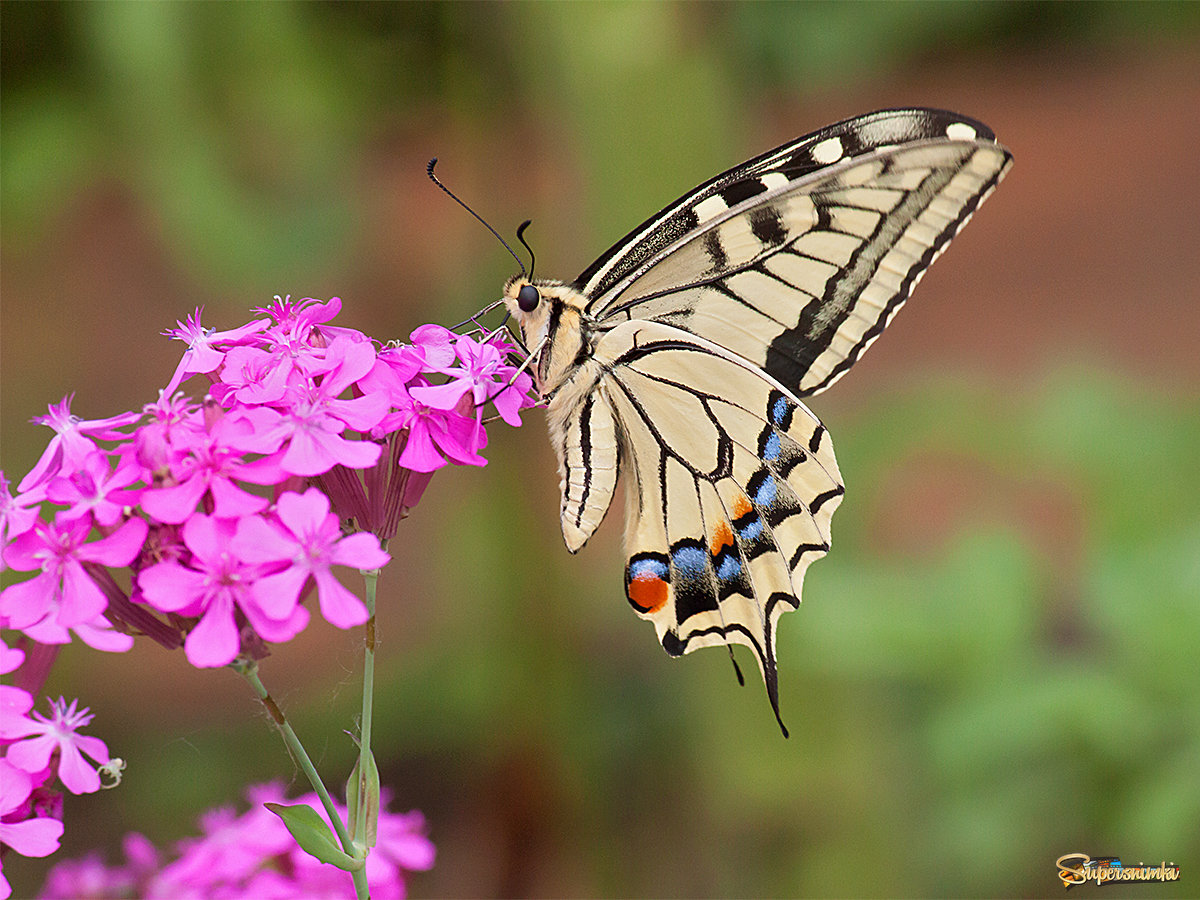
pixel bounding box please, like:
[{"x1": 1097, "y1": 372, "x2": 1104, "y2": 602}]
[
  {"x1": 759, "y1": 171, "x2": 789, "y2": 191},
  {"x1": 812, "y1": 136, "x2": 844, "y2": 164},
  {"x1": 945, "y1": 121, "x2": 978, "y2": 141},
  {"x1": 694, "y1": 194, "x2": 729, "y2": 223}
]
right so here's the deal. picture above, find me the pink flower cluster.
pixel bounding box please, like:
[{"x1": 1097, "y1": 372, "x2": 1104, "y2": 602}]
[
  {"x1": 0, "y1": 296, "x2": 533, "y2": 897},
  {"x1": 1, "y1": 639, "x2": 113, "y2": 899},
  {"x1": 38, "y1": 782, "x2": 435, "y2": 899},
  {"x1": 1, "y1": 296, "x2": 534, "y2": 668}
]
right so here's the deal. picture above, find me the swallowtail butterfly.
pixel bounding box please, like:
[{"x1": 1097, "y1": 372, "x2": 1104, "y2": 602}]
[{"x1": 501, "y1": 109, "x2": 1011, "y2": 734}]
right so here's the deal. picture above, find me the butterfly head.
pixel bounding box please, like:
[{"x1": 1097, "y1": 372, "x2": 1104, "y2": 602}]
[{"x1": 503, "y1": 275, "x2": 591, "y2": 394}]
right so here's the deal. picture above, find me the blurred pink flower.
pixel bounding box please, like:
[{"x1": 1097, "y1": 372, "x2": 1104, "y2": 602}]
[
  {"x1": 4, "y1": 697, "x2": 110, "y2": 795},
  {"x1": 38, "y1": 781, "x2": 435, "y2": 900}
]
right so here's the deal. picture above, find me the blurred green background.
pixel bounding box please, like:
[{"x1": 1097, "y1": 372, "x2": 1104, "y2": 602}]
[{"x1": 3, "y1": 3, "x2": 1199, "y2": 897}]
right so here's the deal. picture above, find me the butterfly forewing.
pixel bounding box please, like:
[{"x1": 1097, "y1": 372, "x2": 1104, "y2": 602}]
[
  {"x1": 587, "y1": 138, "x2": 1011, "y2": 398},
  {"x1": 504, "y1": 108, "x2": 1010, "y2": 731},
  {"x1": 575, "y1": 108, "x2": 1004, "y2": 305}
]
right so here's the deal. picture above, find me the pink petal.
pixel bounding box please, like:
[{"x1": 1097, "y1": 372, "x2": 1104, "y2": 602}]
[
  {"x1": 396, "y1": 424, "x2": 446, "y2": 474},
  {"x1": 0, "y1": 573, "x2": 56, "y2": 629},
  {"x1": 1, "y1": 526, "x2": 49, "y2": 571},
  {"x1": 329, "y1": 532, "x2": 390, "y2": 571},
  {"x1": 408, "y1": 379, "x2": 472, "y2": 412},
  {"x1": 275, "y1": 487, "x2": 330, "y2": 535},
  {"x1": 0, "y1": 685, "x2": 35, "y2": 730},
  {"x1": 138, "y1": 561, "x2": 207, "y2": 613},
  {"x1": 235, "y1": 515, "x2": 298, "y2": 565},
  {"x1": 73, "y1": 733, "x2": 110, "y2": 767},
  {"x1": 183, "y1": 595, "x2": 239, "y2": 668},
  {"x1": 140, "y1": 477, "x2": 208, "y2": 524},
  {"x1": 319, "y1": 338, "x2": 379, "y2": 395},
  {"x1": 241, "y1": 599, "x2": 309, "y2": 644},
  {"x1": 0, "y1": 760, "x2": 33, "y2": 812},
  {"x1": 279, "y1": 430, "x2": 339, "y2": 477},
  {"x1": 282, "y1": 429, "x2": 380, "y2": 477},
  {"x1": 313, "y1": 570, "x2": 369, "y2": 628},
  {"x1": 7, "y1": 735, "x2": 55, "y2": 774},
  {"x1": 208, "y1": 477, "x2": 269, "y2": 519},
  {"x1": 56, "y1": 743, "x2": 102, "y2": 794},
  {"x1": 56, "y1": 561, "x2": 108, "y2": 627},
  {"x1": 181, "y1": 515, "x2": 230, "y2": 564},
  {"x1": 77, "y1": 517, "x2": 149, "y2": 567},
  {"x1": 0, "y1": 815, "x2": 64, "y2": 857},
  {"x1": 71, "y1": 617, "x2": 135, "y2": 653},
  {"x1": 410, "y1": 324, "x2": 456, "y2": 368},
  {"x1": 250, "y1": 567, "x2": 309, "y2": 619},
  {"x1": 327, "y1": 392, "x2": 390, "y2": 432}
]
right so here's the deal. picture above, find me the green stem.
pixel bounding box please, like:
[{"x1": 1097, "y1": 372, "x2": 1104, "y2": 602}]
[
  {"x1": 235, "y1": 660, "x2": 371, "y2": 900},
  {"x1": 355, "y1": 568, "x2": 379, "y2": 845}
]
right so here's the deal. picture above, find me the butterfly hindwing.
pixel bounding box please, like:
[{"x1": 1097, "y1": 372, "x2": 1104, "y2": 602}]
[
  {"x1": 550, "y1": 388, "x2": 620, "y2": 553},
  {"x1": 593, "y1": 321, "x2": 842, "y2": 725}
]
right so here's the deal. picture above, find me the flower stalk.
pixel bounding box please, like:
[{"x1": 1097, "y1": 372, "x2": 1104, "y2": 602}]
[{"x1": 233, "y1": 659, "x2": 371, "y2": 900}]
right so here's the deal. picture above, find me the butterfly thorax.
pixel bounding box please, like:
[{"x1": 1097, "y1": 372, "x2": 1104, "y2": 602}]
[{"x1": 503, "y1": 277, "x2": 599, "y2": 401}]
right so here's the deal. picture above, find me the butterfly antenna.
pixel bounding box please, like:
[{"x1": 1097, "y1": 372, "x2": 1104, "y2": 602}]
[
  {"x1": 428, "y1": 159, "x2": 526, "y2": 277},
  {"x1": 516, "y1": 220, "x2": 536, "y2": 280}
]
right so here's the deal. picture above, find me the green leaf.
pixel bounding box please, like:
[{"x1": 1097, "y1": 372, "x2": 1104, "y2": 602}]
[{"x1": 264, "y1": 802, "x2": 363, "y2": 872}]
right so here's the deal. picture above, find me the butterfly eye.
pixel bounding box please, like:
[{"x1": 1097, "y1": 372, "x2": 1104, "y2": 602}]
[{"x1": 517, "y1": 284, "x2": 540, "y2": 313}]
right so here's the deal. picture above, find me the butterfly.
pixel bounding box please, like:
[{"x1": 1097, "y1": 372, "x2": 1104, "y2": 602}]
[{"x1": 500, "y1": 109, "x2": 1011, "y2": 734}]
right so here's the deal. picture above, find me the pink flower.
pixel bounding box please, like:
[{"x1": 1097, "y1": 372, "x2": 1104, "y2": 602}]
[
  {"x1": 154, "y1": 788, "x2": 293, "y2": 893},
  {"x1": 44, "y1": 450, "x2": 142, "y2": 527},
  {"x1": 0, "y1": 759, "x2": 65, "y2": 887},
  {"x1": 411, "y1": 332, "x2": 534, "y2": 427},
  {"x1": 210, "y1": 343, "x2": 301, "y2": 408},
  {"x1": 4, "y1": 697, "x2": 111, "y2": 794},
  {"x1": 18, "y1": 396, "x2": 140, "y2": 495},
  {"x1": 0, "y1": 515, "x2": 147, "y2": 631},
  {"x1": 138, "y1": 407, "x2": 280, "y2": 525},
  {"x1": 161, "y1": 307, "x2": 270, "y2": 396},
  {"x1": 137, "y1": 514, "x2": 309, "y2": 667},
  {"x1": 260, "y1": 337, "x2": 389, "y2": 477},
  {"x1": 384, "y1": 397, "x2": 486, "y2": 473},
  {"x1": 240, "y1": 488, "x2": 390, "y2": 628}
]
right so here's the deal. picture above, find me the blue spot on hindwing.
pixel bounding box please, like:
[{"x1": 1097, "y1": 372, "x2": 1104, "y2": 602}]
[
  {"x1": 752, "y1": 472, "x2": 778, "y2": 506},
  {"x1": 716, "y1": 553, "x2": 742, "y2": 581},
  {"x1": 671, "y1": 544, "x2": 708, "y2": 577},
  {"x1": 670, "y1": 537, "x2": 718, "y2": 624},
  {"x1": 761, "y1": 429, "x2": 781, "y2": 461},
  {"x1": 769, "y1": 390, "x2": 794, "y2": 429},
  {"x1": 736, "y1": 511, "x2": 764, "y2": 542},
  {"x1": 629, "y1": 555, "x2": 669, "y2": 581}
]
